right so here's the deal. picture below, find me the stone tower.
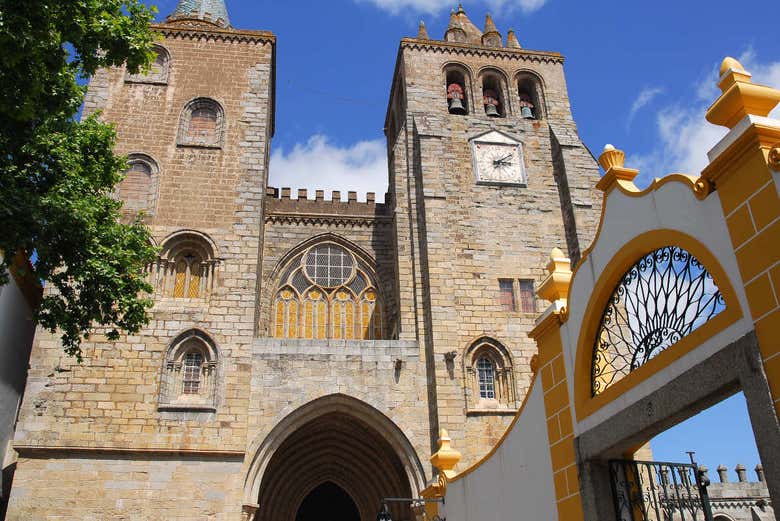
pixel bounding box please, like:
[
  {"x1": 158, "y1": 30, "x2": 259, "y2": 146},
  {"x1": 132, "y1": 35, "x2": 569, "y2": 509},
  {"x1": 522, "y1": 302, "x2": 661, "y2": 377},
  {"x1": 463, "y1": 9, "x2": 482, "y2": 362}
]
[
  {"x1": 6, "y1": 0, "x2": 277, "y2": 519},
  {"x1": 385, "y1": 6, "x2": 601, "y2": 458}
]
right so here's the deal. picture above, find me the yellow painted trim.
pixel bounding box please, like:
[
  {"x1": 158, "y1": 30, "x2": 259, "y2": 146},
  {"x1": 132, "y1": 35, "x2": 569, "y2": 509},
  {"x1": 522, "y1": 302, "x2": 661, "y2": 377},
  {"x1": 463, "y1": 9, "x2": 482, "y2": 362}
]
[
  {"x1": 567, "y1": 175, "x2": 710, "y2": 322},
  {"x1": 573, "y1": 229, "x2": 743, "y2": 422},
  {"x1": 449, "y1": 371, "x2": 540, "y2": 483}
]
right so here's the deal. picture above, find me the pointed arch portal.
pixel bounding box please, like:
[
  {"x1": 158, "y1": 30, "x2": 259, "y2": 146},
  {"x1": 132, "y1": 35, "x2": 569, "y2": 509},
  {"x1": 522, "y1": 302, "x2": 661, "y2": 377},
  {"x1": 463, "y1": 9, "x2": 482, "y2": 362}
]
[{"x1": 245, "y1": 395, "x2": 425, "y2": 521}]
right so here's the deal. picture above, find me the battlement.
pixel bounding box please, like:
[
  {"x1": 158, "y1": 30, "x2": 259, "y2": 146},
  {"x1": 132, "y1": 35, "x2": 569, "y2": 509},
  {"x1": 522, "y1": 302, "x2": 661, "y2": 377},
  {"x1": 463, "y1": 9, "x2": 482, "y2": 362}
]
[{"x1": 264, "y1": 187, "x2": 392, "y2": 226}]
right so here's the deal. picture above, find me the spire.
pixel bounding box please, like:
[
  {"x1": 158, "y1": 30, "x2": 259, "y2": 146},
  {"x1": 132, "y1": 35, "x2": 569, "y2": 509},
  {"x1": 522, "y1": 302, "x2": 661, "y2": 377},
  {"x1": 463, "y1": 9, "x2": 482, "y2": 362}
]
[
  {"x1": 167, "y1": 0, "x2": 231, "y2": 28},
  {"x1": 417, "y1": 20, "x2": 430, "y2": 40},
  {"x1": 506, "y1": 29, "x2": 522, "y2": 48},
  {"x1": 481, "y1": 13, "x2": 502, "y2": 47},
  {"x1": 457, "y1": 2, "x2": 466, "y2": 15},
  {"x1": 444, "y1": 9, "x2": 467, "y2": 42}
]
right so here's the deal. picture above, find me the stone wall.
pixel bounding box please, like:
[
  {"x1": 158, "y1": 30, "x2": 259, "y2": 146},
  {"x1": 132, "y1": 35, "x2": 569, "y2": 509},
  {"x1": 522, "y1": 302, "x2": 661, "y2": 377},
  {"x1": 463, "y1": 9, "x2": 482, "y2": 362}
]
[{"x1": 387, "y1": 38, "x2": 601, "y2": 465}]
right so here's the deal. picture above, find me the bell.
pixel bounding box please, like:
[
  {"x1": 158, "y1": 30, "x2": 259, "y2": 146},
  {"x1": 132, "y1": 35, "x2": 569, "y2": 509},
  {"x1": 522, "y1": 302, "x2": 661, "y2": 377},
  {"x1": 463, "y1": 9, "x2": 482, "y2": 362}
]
[
  {"x1": 448, "y1": 96, "x2": 466, "y2": 114},
  {"x1": 521, "y1": 106, "x2": 535, "y2": 119},
  {"x1": 485, "y1": 103, "x2": 500, "y2": 117}
]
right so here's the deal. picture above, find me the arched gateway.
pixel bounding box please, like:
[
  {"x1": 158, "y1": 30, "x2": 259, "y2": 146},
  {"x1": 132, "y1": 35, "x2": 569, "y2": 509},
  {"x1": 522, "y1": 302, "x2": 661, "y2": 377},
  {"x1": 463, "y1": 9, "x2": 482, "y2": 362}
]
[{"x1": 243, "y1": 394, "x2": 427, "y2": 521}]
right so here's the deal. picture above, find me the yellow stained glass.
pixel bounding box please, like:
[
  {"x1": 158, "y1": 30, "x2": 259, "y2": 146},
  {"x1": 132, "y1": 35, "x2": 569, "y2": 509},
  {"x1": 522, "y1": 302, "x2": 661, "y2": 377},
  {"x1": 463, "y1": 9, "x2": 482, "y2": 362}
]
[
  {"x1": 275, "y1": 299, "x2": 285, "y2": 338},
  {"x1": 316, "y1": 300, "x2": 327, "y2": 339},
  {"x1": 173, "y1": 260, "x2": 187, "y2": 297},
  {"x1": 188, "y1": 269, "x2": 201, "y2": 298},
  {"x1": 333, "y1": 300, "x2": 343, "y2": 339},
  {"x1": 289, "y1": 299, "x2": 298, "y2": 338},
  {"x1": 361, "y1": 301, "x2": 371, "y2": 339},
  {"x1": 304, "y1": 300, "x2": 313, "y2": 339},
  {"x1": 345, "y1": 301, "x2": 355, "y2": 340}
]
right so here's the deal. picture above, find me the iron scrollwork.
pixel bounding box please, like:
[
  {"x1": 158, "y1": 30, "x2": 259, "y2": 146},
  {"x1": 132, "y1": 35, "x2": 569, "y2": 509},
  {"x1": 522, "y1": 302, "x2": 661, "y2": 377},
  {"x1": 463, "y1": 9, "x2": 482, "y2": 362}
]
[
  {"x1": 592, "y1": 246, "x2": 725, "y2": 396},
  {"x1": 610, "y1": 460, "x2": 713, "y2": 521}
]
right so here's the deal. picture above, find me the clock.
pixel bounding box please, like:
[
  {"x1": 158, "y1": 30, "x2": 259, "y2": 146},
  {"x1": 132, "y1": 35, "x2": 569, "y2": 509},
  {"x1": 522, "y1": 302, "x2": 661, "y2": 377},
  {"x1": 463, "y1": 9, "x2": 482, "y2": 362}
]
[{"x1": 470, "y1": 130, "x2": 526, "y2": 185}]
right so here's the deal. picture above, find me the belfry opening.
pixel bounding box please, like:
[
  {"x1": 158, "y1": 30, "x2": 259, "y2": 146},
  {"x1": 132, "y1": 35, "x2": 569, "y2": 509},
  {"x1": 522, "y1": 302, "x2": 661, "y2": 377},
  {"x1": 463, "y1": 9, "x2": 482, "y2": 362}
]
[{"x1": 255, "y1": 408, "x2": 415, "y2": 521}]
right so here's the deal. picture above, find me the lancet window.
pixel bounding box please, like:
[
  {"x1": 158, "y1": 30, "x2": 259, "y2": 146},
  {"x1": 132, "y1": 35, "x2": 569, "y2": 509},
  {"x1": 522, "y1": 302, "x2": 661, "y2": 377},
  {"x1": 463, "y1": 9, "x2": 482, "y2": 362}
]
[
  {"x1": 118, "y1": 153, "x2": 158, "y2": 213},
  {"x1": 272, "y1": 243, "x2": 384, "y2": 340},
  {"x1": 125, "y1": 44, "x2": 170, "y2": 84}
]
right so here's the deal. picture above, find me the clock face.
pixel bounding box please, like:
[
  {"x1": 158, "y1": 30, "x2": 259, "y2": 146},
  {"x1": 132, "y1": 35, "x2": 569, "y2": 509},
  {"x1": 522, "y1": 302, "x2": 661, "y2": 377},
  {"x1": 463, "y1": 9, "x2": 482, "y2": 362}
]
[{"x1": 473, "y1": 141, "x2": 525, "y2": 185}]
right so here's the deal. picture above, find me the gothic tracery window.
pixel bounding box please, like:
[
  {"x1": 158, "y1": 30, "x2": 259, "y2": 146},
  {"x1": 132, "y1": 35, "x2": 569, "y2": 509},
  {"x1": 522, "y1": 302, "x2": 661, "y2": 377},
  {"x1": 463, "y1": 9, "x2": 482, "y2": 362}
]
[
  {"x1": 272, "y1": 243, "x2": 384, "y2": 340},
  {"x1": 465, "y1": 338, "x2": 516, "y2": 411}
]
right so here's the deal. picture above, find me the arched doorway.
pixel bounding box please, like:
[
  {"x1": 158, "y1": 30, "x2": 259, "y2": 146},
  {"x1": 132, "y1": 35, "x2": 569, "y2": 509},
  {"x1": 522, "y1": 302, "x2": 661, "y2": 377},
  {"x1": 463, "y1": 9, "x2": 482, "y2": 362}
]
[
  {"x1": 296, "y1": 482, "x2": 360, "y2": 521},
  {"x1": 246, "y1": 395, "x2": 426, "y2": 521}
]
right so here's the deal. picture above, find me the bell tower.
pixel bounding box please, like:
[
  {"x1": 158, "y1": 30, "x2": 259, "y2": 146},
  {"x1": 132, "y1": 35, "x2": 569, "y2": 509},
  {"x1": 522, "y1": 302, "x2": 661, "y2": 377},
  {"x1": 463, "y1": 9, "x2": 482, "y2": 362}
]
[{"x1": 385, "y1": 5, "x2": 601, "y2": 463}]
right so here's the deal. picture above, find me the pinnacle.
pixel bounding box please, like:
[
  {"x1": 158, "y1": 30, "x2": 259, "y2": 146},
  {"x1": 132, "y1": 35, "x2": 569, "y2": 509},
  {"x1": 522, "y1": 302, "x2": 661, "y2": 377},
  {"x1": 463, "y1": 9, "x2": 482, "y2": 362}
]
[
  {"x1": 417, "y1": 20, "x2": 430, "y2": 40},
  {"x1": 483, "y1": 13, "x2": 499, "y2": 34}
]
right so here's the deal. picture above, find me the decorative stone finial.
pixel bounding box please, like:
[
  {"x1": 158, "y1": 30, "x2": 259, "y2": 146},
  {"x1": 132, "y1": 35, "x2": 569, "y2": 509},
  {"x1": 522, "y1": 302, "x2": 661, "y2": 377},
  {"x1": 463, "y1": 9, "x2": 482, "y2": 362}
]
[
  {"x1": 596, "y1": 144, "x2": 639, "y2": 193},
  {"x1": 417, "y1": 20, "x2": 430, "y2": 40},
  {"x1": 537, "y1": 247, "x2": 572, "y2": 303},
  {"x1": 506, "y1": 29, "x2": 522, "y2": 49},
  {"x1": 756, "y1": 464, "x2": 765, "y2": 482},
  {"x1": 706, "y1": 56, "x2": 780, "y2": 129},
  {"x1": 445, "y1": 9, "x2": 467, "y2": 42},
  {"x1": 717, "y1": 464, "x2": 729, "y2": 483},
  {"x1": 167, "y1": 0, "x2": 231, "y2": 28},
  {"x1": 457, "y1": 2, "x2": 466, "y2": 14},
  {"x1": 481, "y1": 13, "x2": 502, "y2": 47},
  {"x1": 735, "y1": 464, "x2": 747, "y2": 483},
  {"x1": 430, "y1": 428, "x2": 462, "y2": 480}
]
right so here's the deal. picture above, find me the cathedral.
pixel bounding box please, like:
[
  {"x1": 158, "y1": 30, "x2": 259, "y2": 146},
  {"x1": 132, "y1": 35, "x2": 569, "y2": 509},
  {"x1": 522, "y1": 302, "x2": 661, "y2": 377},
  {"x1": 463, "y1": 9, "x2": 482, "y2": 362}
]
[{"x1": 4, "y1": 0, "x2": 602, "y2": 519}]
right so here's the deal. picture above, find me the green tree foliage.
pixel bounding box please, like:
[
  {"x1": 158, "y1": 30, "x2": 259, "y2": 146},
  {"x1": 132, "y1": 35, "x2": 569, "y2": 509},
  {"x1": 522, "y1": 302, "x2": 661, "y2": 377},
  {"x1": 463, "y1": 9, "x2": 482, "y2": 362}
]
[{"x1": 0, "y1": 0, "x2": 160, "y2": 359}]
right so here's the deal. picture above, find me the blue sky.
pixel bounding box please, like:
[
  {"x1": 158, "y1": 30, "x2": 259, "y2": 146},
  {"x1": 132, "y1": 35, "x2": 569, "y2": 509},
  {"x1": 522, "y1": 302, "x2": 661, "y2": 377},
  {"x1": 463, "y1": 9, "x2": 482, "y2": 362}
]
[{"x1": 148, "y1": 0, "x2": 777, "y2": 472}]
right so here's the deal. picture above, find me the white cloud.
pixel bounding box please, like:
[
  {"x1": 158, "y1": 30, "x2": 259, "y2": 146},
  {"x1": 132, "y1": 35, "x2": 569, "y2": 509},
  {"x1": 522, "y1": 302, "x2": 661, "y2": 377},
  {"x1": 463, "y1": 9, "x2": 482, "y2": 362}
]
[
  {"x1": 627, "y1": 87, "x2": 664, "y2": 130},
  {"x1": 628, "y1": 49, "x2": 780, "y2": 186},
  {"x1": 269, "y1": 135, "x2": 389, "y2": 202},
  {"x1": 356, "y1": 0, "x2": 547, "y2": 16}
]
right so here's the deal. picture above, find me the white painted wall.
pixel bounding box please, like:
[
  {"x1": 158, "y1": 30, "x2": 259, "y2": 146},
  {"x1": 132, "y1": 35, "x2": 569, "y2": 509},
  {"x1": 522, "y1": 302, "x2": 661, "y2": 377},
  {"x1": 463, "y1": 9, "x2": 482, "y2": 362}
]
[
  {"x1": 0, "y1": 265, "x2": 37, "y2": 469},
  {"x1": 444, "y1": 380, "x2": 557, "y2": 521}
]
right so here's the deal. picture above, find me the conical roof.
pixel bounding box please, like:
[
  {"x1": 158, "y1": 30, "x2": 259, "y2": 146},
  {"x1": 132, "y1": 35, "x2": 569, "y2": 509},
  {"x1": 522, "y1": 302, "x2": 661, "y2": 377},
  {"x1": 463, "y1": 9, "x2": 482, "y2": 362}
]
[{"x1": 167, "y1": 0, "x2": 231, "y2": 28}]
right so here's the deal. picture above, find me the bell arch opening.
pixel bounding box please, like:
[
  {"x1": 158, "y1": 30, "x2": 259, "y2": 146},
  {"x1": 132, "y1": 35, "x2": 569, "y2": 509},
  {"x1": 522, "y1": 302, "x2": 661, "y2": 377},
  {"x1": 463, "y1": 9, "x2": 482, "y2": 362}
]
[{"x1": 245, "y1": 395, "x2": 425, "y2": 521}]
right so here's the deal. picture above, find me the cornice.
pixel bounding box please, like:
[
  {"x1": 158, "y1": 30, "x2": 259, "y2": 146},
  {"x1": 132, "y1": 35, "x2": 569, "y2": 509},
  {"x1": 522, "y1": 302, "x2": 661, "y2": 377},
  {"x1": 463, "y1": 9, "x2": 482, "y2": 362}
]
[
  {"x1": 14, "y1": 444, "x2": 245, "y2": 458},
  {"x1": 265, "y1": 212, "x2": 393, "y2": 228},
  {"x1": 152, "y1": 22, "x2": 275, "y2": 45},
  {"x1": 400, "y1": 38, "x2": 564, "y2": 64}
]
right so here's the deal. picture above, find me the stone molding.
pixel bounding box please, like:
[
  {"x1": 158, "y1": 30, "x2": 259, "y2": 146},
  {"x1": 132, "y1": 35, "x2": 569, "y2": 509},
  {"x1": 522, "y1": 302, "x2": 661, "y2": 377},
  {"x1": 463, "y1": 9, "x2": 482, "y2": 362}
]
[
  {"x1": 264, "y1": 212, "x2": 393, "y2": 228},
  {"x1": 152, "y1": 23, "x2": 275, "y2": 45},
  {"x1": 400, "y1": 37, "x2": 564, "y2": 64}
]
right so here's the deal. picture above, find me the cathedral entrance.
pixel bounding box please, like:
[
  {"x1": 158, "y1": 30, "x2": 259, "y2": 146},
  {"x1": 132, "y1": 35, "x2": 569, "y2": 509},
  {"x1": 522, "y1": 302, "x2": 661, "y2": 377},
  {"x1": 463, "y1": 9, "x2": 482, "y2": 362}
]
[
  {"x1": 296, "y1": 482, "x2": 360, "y2": 521},
  {"x1": 249, "y1": 395, "x2": 425, "y2": 521}
]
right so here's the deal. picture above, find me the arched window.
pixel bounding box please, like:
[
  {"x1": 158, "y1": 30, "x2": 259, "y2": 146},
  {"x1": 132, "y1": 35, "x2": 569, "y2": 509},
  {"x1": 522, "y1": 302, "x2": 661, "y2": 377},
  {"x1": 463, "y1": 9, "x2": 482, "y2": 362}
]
[
  {"x1": 444, "y1": 66, "x2": 470, "y2": 115},
  {"x1": 159, "y1": 330, "x2": 218, "y2": 411},
  {"x1": 125, "y1": 45, "x2": 170, "y2": 84},
  {"x1": 151, "y1": 231, "x2": 219, "y2": 299},
  {"x1": 516, "y1": 72, "x2": 545, "y2": 120},
  {"x1": 465, "y1": 338, "x2": 515, "y2": 410},
  {"x1": 178, "y1": 98, "x2": 225, "y2": 148},
  {"x1": 591, "y1": 246, "x2": 726, "y2": 396},
  {"x1": 118, "y1": 153, "x2": 158, "y2": 213},
  {"x1": 271, "y1": 242, "x2": 385, "y2": 340},
  {"x1": 480, "y1": 71, "x2": 507, "y2": 118}
]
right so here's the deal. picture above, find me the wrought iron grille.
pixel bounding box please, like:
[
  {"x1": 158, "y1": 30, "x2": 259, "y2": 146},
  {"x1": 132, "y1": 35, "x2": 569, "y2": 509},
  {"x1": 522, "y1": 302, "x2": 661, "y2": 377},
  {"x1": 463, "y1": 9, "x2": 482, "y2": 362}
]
[
  {"x1": 609, "y1": 460, "x2": 713, "y2": 521},
  {"x1": 592, "y1": 246, "x2": 725, "y2": 396}
]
